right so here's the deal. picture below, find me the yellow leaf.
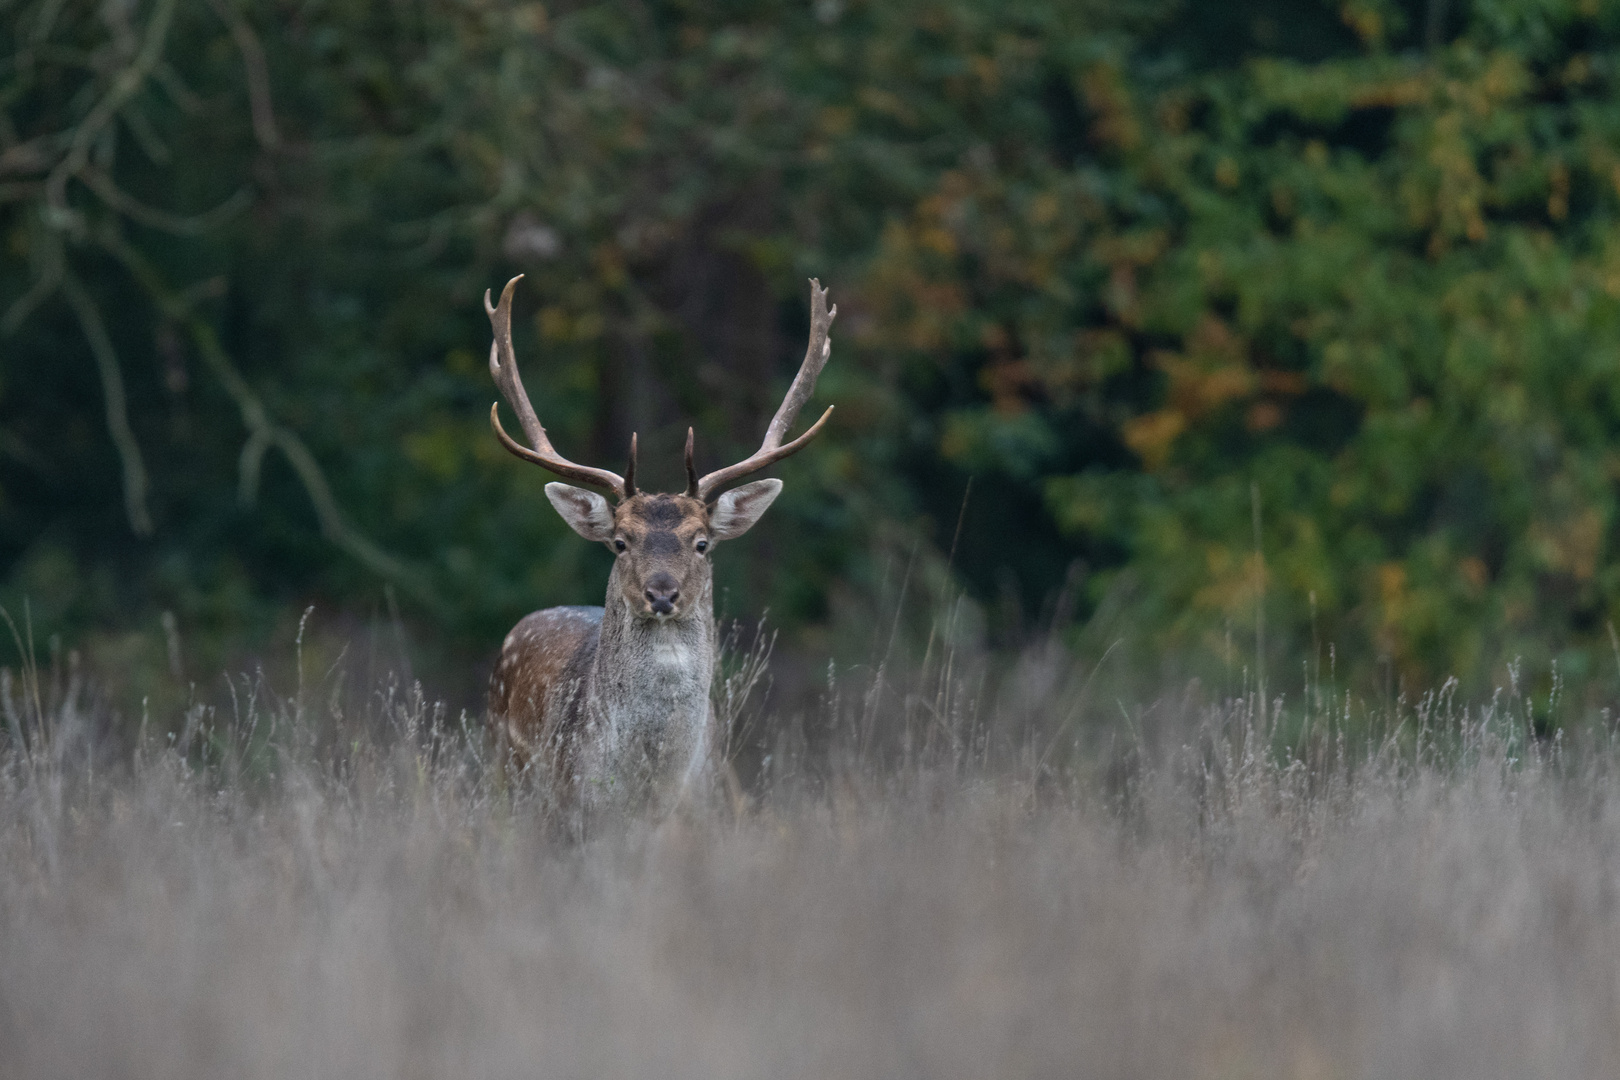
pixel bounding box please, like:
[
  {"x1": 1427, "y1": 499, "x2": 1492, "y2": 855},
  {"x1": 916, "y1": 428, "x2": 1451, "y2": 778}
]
[{"x1": 1122, "y1": 410, "x2": 1186, "y2": 469}]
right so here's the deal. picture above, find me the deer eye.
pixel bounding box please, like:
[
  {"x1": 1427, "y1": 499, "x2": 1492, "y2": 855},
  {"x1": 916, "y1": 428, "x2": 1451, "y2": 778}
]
[
  {"x1": 695, "y1": 538, "x2": 709, "y2": 553},
  {"x1": 614, "y1": 538, "x2": 627, "y2": 552}
]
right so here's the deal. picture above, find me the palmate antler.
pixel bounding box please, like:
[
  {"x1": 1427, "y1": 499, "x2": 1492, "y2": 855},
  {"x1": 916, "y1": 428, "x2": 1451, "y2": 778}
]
[{"x1": 487, "y1": 276, "x2": 834, "y2": 501}]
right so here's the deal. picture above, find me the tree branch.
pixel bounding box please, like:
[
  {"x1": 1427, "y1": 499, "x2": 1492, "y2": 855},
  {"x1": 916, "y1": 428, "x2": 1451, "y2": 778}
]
[
  {"x1": 79, "y1": 168, "x2": 250, "y2": 235},
  {"x1": 99, "y1": 230, "x2": 440, "y2": 609},
  {"x1": 205, "y1": 0, "x2": 280, "y2": 150},
  {"x1": 43, "y1": 0, "x2": 180, "y2": 219},
  {"x1": 59, "y1": 269, "x2": 153, "y2": 536}
]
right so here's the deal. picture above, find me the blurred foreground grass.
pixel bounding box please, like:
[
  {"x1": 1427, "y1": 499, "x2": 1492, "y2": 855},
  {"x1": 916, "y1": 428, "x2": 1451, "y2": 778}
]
[{"x1": 1, "y1": 619, "x2": 1618, "y2": 1079}]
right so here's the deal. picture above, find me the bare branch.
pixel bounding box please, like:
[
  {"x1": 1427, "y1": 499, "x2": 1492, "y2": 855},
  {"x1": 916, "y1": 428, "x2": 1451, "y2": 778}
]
[
  {"x1": 0, "y1": 139, "x2": 52, "y2": 178},
  {"x1": 100, "y1": 231, "x2": 439, "y2": 607},
  {"x1": 119, "y1": 99, "x2": 172, "y2": 164},
  {"x1": 30, "y1": 0, "x2": 71, "y2": 44},
  {"x1": 44, "y1": 0, "x2": 180, "y2": 217},
  {"x1": 152, "y1": 62, "x2": 204, "y2": 115},
  {"x1": 205, "y1": 0, "x2": 280, "y2": 150},
  {"x1": 79, "y1": 168, "x2": 250, "y2": 235},
  {"x1": 236, "y1": 426, "x2": 272, "y2": 505},
  {"x1": 0, "y1": 183, "x2": 44, "y2": 206},
  {"x1": 59, "y1": 270, "x2": 153, "y2": 536},
  {"x1": 1, "y1": 225, "x2": 64, "y2": 335}
]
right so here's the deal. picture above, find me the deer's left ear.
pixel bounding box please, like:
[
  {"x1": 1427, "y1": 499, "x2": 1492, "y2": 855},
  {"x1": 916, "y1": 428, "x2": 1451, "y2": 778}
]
[{"x1": 709, "y1": 479, "x2": 783, "y2": 540}]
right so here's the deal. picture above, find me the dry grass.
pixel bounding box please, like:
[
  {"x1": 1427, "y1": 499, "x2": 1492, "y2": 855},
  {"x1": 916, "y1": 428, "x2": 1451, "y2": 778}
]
[{"x1": 1, "y1": 631, "x2": 1619, "y2": 1079}]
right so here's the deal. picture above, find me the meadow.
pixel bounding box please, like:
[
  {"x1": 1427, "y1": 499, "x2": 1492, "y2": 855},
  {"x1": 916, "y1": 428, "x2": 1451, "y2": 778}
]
[
  {"x1": 10, "y1": 3, "x2": 1620, "y2": 1073},
  {"x1": 1, "y1": 615, "x2": 1617, "y2": 1080}
]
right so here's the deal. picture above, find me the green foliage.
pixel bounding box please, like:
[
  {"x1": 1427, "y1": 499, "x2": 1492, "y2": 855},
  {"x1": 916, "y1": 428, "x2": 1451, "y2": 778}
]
[
  {"x1": 5, "y1": 0, "x2": 1620, "y2": 704},
  {"x1": 863, "y1": 0, "x2": 1620, "y2": 699}
]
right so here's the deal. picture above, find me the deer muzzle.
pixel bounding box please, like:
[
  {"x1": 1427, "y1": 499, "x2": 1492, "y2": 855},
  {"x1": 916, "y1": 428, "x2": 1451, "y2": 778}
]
[{"x1": 644, "y1": 572, "x2": 680, "y2": 617}]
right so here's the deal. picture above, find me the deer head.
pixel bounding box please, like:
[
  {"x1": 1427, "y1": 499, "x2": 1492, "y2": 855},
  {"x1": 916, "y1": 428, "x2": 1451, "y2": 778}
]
[{"x1": 485, "y1": 275, "x2": 835, "y2": 622}]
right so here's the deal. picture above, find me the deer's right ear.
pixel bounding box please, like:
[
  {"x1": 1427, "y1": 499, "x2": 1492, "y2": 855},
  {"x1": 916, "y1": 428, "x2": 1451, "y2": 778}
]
[{"x1": 544, "y1": 483, "x2": 615, "y2": 542}]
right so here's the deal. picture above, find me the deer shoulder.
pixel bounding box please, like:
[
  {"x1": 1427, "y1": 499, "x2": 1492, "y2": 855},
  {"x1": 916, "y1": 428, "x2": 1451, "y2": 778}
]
[{"x1": 488, "y1": 606, "x2": 600, "y2": 767}]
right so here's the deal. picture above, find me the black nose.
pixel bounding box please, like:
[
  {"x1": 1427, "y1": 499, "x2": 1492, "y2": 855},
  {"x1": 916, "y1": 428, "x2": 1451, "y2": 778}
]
[{"x1": 645, "y1": 574, "x2": 679, "y2": 615}]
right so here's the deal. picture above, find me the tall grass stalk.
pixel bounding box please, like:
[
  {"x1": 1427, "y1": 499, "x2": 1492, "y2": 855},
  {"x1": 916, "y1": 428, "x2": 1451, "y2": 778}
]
[{"x1": 0, "y1": 617, "x2": 1617, "y2": 1078}]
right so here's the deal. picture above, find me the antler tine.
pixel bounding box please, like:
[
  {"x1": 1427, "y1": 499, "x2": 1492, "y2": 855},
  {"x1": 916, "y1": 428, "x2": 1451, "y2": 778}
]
[
  {"x1": 684, "y1": 427, "x2": 698, "y2": 498},
  {"x1": 624, "y1": 432, "x2": 638, "y2": 498},
  {"x1": 486, "y1": 275, "x2": 626, "y2": 497},
  {"x1": 695, "y1": 278, "x2": 836, "y2": 500}
]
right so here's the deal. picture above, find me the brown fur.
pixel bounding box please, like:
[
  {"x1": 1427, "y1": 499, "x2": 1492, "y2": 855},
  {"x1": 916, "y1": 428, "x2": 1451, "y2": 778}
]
[
  {"x1": 482, "y1": 276, "x2": 831, "y2": 823},
  {"x1": 488, "y1": 486, "x2": 777, "y2": 820},
  {"x1": 603, "y1": 494, "x2": 711, "y2": 620},
  {"x1": 488, "y1": 606, "x2": 602, "y2": 791}
]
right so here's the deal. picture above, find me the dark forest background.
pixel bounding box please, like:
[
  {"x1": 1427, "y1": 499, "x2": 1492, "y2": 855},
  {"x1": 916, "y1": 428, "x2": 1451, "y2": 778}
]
[{"x1": 5, "y1": 0, "x2": 1620, "y2": 716}]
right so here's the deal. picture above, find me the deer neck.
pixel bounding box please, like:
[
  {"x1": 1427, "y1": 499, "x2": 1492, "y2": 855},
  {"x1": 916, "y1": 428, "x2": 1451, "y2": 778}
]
[{"x1": 584, "y1": 560, "x2": 716, "y2": 789}]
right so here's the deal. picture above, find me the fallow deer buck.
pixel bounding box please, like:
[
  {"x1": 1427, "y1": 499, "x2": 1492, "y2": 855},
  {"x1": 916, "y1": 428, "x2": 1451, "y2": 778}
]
[{"x1": 484, "y1": 275, "x2": 835, "y2": 818}]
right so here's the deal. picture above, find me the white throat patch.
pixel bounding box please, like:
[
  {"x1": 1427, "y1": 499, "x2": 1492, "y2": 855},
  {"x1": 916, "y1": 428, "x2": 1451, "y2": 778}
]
[{"x1": 653, "y1": 632, "x2": 694, "y2": 669}]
